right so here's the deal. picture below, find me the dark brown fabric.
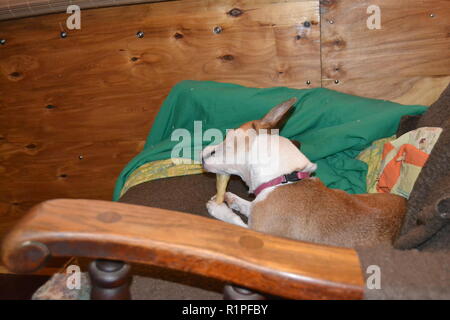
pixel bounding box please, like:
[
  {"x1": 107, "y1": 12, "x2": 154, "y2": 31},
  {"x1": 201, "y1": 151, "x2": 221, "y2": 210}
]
[
  {"x1": 417, "y1": 84, "x2": 450, "y2": 128},
  {"x1": 130, "y1": 264, "x2": 226, "y2": 300},
  {"x1": 356, "y1": 228, "x2": 450, "y2": 300},
  {"x1": 394, "y1": 84, "x2": 450, "y2": 249},
  {"x1": 119, "y1": 173, "x2": 253, "y2": 218},
  {"x1": 396, "y1": 115, "x2": 422, "y2": 137}
]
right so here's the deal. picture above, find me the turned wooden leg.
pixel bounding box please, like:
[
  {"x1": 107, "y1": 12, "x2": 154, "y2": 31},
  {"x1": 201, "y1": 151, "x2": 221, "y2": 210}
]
[
  {"x1": 223, "y1": 284, "x2": 267, "y2": 300},
  {"x1": 88, "y1": 259, "x2": 131, "y2": 300}
]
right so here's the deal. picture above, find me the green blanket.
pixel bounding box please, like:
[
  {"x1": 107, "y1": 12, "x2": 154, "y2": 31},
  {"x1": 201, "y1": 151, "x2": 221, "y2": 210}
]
[{"x1": 113, "y1": 80, "x2": 426, "y2": 200}]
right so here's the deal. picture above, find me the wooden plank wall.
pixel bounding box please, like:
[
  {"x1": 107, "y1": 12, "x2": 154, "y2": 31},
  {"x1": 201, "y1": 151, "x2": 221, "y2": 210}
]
[
  {"x1": 0, "y1": 0, "x2": 449, "y2": 242},
  {"x1": 0, "y1": 0, "x2": 321, "y2": 240},
  {"x1": 321, "y1": 0, "x2": 450, "y2": 105}
]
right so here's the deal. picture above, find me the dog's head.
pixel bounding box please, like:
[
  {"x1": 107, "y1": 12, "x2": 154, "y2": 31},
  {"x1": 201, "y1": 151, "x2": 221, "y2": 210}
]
[{"x1": 201, "y1": 98, "x2": 317, "y2": 189}]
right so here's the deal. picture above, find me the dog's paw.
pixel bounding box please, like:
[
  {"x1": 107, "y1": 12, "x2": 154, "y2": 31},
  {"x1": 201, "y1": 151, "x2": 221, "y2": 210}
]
[
  {"x1": 206, "y1": 196, "x2": 248, "y2": 228},
  {"x1": 206, "y1": 197, "x2": 230, "y2": 220},
  {"x1": 224, "y1": 192, "x2": 240, "y2": 211}
]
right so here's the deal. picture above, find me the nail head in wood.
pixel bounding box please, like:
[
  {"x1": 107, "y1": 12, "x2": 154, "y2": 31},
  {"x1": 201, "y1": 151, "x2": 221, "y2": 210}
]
[
  {"x1": 0, "y1": 39, "x2": 6, "y2": 45},
  {"x1": 213, "y1": 26, "x2": 222, "y2": 34},
  {"x1": 60, "y1": 31, "x2": 68, "y2": 38},
  {"x1": 136, "y1": 31, "x2": 144, "y2": 38}
]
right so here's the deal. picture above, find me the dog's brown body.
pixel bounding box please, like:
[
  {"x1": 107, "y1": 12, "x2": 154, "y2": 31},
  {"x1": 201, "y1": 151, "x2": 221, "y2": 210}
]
[
  {"x1": 204, "y1": 98, "x2": 408, "y2": 248},
  {"x1": 249, "y1": 178, "x2": 407, "y2": 247}
]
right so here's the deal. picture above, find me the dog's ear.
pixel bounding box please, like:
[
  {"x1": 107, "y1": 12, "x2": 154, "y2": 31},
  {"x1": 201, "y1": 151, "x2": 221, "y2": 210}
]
[
  {"x1": 291, "y1": 140, "x2": 301, "y2": 149},
  {"x1": 260, "y1": 97, "x2": 297, "y2": 129}
]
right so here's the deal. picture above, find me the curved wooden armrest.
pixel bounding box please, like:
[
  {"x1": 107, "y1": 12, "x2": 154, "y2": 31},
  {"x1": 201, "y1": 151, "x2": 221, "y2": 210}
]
[{"x1": 1, "y1": 199, "x2": 364, "y2": 299}]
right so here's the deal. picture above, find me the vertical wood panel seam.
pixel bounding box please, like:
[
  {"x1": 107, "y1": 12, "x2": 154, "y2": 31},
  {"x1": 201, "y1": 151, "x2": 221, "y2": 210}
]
[{"x1": 319, "y1": 0, "x2": 323, "y2": 88}]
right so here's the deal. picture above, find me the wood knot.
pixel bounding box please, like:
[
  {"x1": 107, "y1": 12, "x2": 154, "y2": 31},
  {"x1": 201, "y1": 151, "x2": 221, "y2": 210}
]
[
  {"x1": 239, "y1": 235, "x2": 264, "y2": 249},
  {"x1": 219, "y1": 54, "x2": 234, "y2": 61},
  {"x1": 25, "y1": 143, "x2": 37, "y2": 149},
  {"x1": 9, "y1": 71, "x2": 23, "y2": 81},
  {"x1": 333, "y1": 38, "x2": 346, "y2": 49},
  {"x1": 130, "y1": 57, "x2": 139, "y2": 62},
  {"x1": 227, "y1": 8, "x2": 243, "y2": 17},
  {"x1": 97, "y1": 211, "x2": 122, "y2": 223},
  {"x1": 174, "y1": 32, "x2": 184, "y2": 39}
]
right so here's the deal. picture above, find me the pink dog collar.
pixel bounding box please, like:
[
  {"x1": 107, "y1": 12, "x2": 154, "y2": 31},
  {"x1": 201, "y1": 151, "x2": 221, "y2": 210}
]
[{"x1": 253, "y1": 171, "x2": 310, "y2": 196}]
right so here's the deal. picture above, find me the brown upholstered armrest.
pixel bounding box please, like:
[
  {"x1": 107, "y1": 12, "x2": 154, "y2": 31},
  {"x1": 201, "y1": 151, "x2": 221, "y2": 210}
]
[{"x1": 1, "y1": 199, "x2": 364, "y2": 299}]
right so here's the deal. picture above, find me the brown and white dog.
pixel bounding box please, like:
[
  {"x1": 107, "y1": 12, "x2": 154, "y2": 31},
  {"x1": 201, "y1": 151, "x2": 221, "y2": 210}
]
[{"x1": 201, "y1": 98, "x2": 407, "y2": 247}]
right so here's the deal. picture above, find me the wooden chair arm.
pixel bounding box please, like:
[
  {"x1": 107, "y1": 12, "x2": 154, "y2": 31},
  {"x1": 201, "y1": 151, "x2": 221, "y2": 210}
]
[{"x1": 1, "y1": 199, "x2": 364, "y2": 299}]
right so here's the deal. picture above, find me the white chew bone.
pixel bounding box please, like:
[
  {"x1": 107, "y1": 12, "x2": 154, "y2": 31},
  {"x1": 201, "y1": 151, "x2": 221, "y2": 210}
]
[{"x1": 215, "y1": 174, "x2": 230, "y2": 204}]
